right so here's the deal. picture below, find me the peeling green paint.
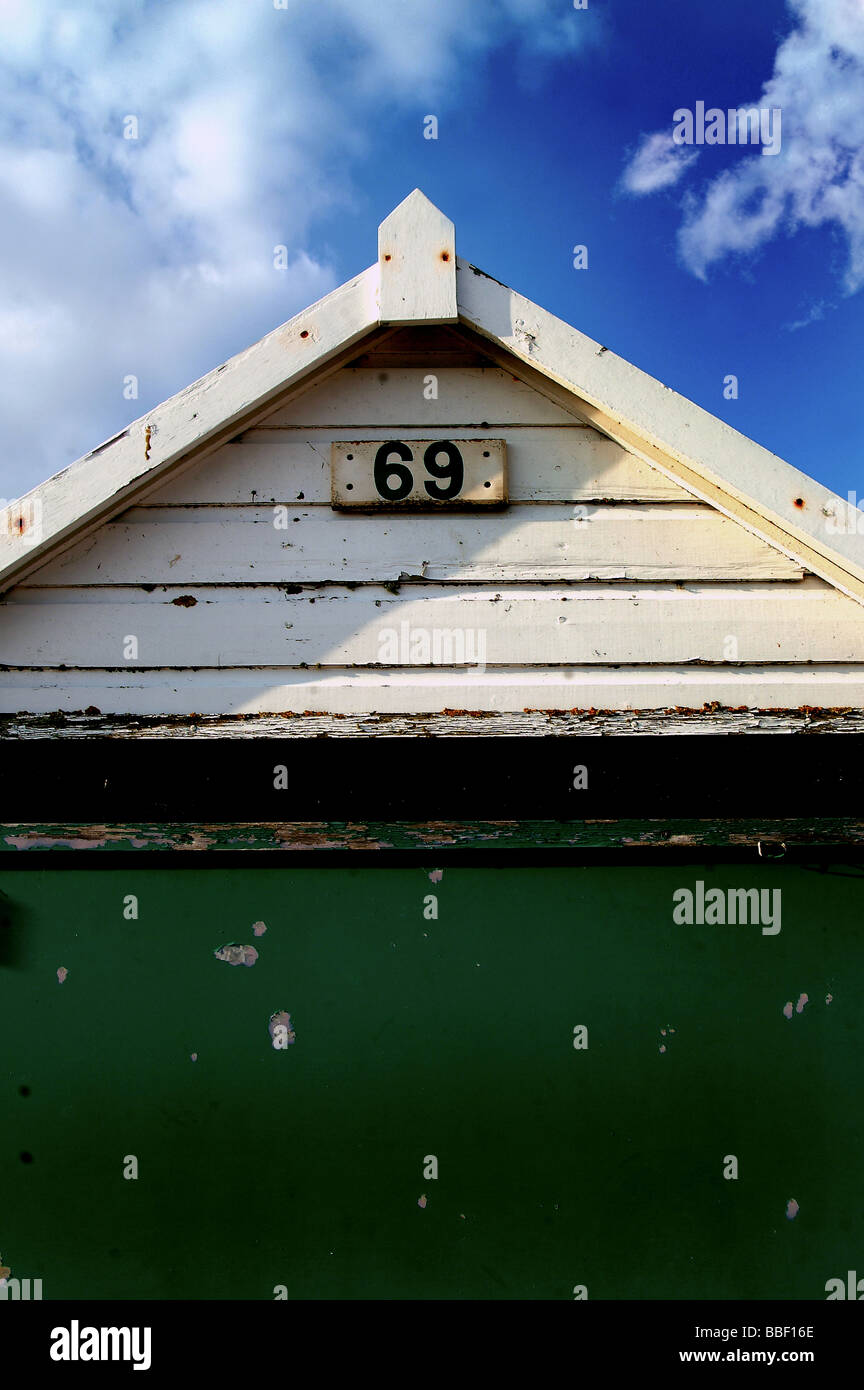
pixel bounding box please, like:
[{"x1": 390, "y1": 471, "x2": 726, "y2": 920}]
[{"x1": 2, "y1": 818, "x2": 864, "y2": 853}]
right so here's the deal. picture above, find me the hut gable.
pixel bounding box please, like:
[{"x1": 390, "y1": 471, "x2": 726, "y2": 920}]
[{"x1": 3, "y1": 190, "x2": 864, "y2": 728}]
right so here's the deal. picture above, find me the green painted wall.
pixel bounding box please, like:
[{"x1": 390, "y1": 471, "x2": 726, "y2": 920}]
[{"x1": 1, "y1": 862, "x2": 860, "y2": 1300}]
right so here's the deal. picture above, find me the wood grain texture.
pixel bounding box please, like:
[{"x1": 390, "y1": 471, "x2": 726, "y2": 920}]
[
  {"x1": 260, "y1": 367, "x2": 583, "y2": 427},
  {"x1": 378, "y1": 189, "x2": 457, "y2": 323},
  {"x1": 2, "y1": 580, "x2": 854, "y2": 668},
  {"x1": 3, "y1": 664, "x2": 864, "y2": 715},
  {"x1": 25, "y1": 505, "x2": 804, "y2": 585},
  {"x1": 5, "y1": 709, "x2": 864, "y2": 737},
  {"x1": 143, "y1": 426, "x2": 695, "y2": 505}
]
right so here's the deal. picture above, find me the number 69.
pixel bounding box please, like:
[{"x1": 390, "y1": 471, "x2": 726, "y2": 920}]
[{"x1": 373, "y1": 440, "x2": 465, "y2": 501}]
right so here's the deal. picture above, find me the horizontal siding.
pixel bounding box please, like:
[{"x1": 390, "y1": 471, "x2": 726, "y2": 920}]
[
  {"x1": 4, "y1": 664, "x2": 864, "y2": 714},
  {"x1": 28, "y1": 505, "x2": 803, "y2": 584},
  {"x1": 148, "y1": 426, "x2": 694, "y2": 505},
  {"x1": 8, "y1": 357, "x2": 861, "y2": 718},
  {"x1": 1, "y1": 579, "x2": 858, "y2": 667},
  {"x1": 261, "y1": 367, "x2": 583, "y2": 427}
]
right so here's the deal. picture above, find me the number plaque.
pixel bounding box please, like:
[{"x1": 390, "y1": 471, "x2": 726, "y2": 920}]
[{"x1": 330, "y1": 439, "x2": 507, "y2": 509}]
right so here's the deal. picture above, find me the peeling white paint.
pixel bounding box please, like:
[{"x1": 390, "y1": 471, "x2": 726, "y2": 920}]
[
  {"x1": 269, "y1": 1010, "x2": 295, "y2": 1047},
  {"x1": 214, "y1": 942, "x2": 258, "y2": 967}
]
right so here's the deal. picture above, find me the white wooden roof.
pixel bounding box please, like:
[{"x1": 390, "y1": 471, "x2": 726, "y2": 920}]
[{"x1": 2, "y1": 188, "x2": 863, "y2": 602}]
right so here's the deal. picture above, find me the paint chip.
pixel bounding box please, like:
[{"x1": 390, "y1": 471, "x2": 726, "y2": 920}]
[
  {"x1": 659, "y1": 1044, "x2": 666, "y2": 1053},
  {"x1": 56, "y1": 967, "x2": 68, "y2": 984},
  {"x1": 252, "y1": 921, "x2": 267, "y2": 937},
  {"x1": 786, "y1": 1198, "x2": 799, "y2": 1221},
  {"x1": 826, "y1": 993, "x2": 833, "y2": 1004},
  {"x1": 214, "y1": 943, "x2": 258, "y2": 967},
  {"x1": 428, "y1": 869, "x2": 443, "y2": 883},
  {"x1": 783, "y1": 1001, "x2": 794, "y2": 1019},
  {"x1": 418, "y1": 1195, "x2": 427, "y2": 1208},
  {"x1": 190, "y1": 1053, "x2": 198, "y2": 1062},
  {"x1": 795, "y1": 992, "x2": 808, "y2": 1014},
  {"x1": 269, "y1": 1011, "x2": 295, "y2": 1046}
]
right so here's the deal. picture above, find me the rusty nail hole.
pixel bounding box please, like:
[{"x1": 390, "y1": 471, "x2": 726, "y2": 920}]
[
  {"x1": 300, "y1": 330, "x2": 309, "y2": 339},
  {"x1": 16, "y1": 517, "x2": 25, "y2": 533},
  {"x1": 483, "y1": 481, "x2": 491, "y2": 488},
  {"x1": 441, "y1": 252, "x2": 450, "y2": 261},
  {"x1": 794, "y1": 497, "x2": 805, "y2": 508},
  {"x1": 384, "y1": 254, "x2": 392, "y2": 262}
]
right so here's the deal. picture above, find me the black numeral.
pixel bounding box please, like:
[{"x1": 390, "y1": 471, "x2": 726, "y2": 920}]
[
  {"x1": 373, "y1": 441, "x2": 414, "y2": 500},
  {"x1": 423, "y1": 441, "x2": 464, "y2": 500},
  {"x1": 372, "y1": 440, "x2": 466, "y2": 502}
]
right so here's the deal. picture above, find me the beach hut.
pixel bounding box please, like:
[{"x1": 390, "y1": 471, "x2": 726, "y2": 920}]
[{"x1": 1, "y1": 192, "x2": 861, "y2": 1302}]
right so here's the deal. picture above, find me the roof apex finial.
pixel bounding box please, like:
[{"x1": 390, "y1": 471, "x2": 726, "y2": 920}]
[{"x1": 378, "y1": 189, "x2": 457, "y2": 324}]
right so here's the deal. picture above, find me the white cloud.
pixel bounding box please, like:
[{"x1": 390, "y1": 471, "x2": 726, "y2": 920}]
[
  {"x1": 621, "y1": 132, "x2": 700, "y2": 195},
  {"x1": 621, "y1": 0, "x2": 864, "y2": 299},
  {"x1": 783, "y1": 297, "x2": 831, "y2": 331},
  {"x1": 0, "y1": 0, "x2": 591, "y2": 501}
]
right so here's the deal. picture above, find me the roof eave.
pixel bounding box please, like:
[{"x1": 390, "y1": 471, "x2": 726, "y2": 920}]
[
  {"x1": 4, "y1": 187, "x2": 864, "y2": 609},
  {"x1": 456, "y1": 255, "x2": 864, "y2": 605},
  {"x1": 0, "y1": 263, "x2": 380, "y2": 592}
]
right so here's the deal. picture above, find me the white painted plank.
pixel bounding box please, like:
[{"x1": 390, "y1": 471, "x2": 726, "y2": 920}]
[
  {"x1": 260, "y1": 367, "x2": 583, "y2": 427},
  {"x1": 378, "y1": 189, "x2": 457, "y2": 324},
  {"x1": 146, "y1": 427, "x2": 694, "y2": 505},
  {"x1": 3, "y1": 664, "x2": 864, "y2": 715},
  {"x1": 0, "y1": 266, "x2": 381, "y2": 592},
  {"x1": 2, "y1": 580, "x2": 858, "y2": 667},
  {"x1": 27, "y1": 505, "x2": 804, "y2": 585}
]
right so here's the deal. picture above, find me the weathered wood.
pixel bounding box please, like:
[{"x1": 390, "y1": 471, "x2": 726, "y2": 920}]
[
  {"x1": 4, "y1": 664, "x2": 864, "y2": 715},
  {"x1": 5, "y1": 189, "x2": 864, "y2": 629},
  {"x1": 143, "y1": 426, "x2": 694, "y2": 506},
  {"x1": 3, "y1": 818, "x2": 864, "y2": 851},
  {"x1": 27, "y1": 505, "x2": 803, "y2": 585},
  {"x1": 456, "y1": 256, "x2": 864, "y2": 604},
  {"x1": 5, "y1": 189, "x2": 864, "y2": 732},
  {"x1": 4, "y1": 709, "x2": 864, "y2": 737},
  {"x1": 378, "y1": 189, "x2": 457, "y2": 324},
  {"x1": 0, "y1": 267, "x2": 381, "y2": 594},
  {"x1": 3, "y1": 580, "x2": 857, "y2": 668},
  {"x1": 330, "y1": 439, "x2": 508, "y2": 509},
  {"x1": 261, "y1": 367, "x2": 581, "y2": 427}
]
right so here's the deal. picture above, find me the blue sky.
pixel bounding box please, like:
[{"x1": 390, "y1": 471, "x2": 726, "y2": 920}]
[{"x1": 2, "y1": 0, "x2": 863, "y2": 504}]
